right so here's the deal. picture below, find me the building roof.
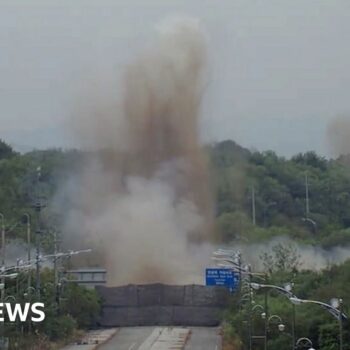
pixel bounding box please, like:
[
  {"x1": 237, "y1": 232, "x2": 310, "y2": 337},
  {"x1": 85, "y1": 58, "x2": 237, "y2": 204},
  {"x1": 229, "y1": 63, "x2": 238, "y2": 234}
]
[{"x1": 65, "y1": 268, "x2": 107, "y2": 273}]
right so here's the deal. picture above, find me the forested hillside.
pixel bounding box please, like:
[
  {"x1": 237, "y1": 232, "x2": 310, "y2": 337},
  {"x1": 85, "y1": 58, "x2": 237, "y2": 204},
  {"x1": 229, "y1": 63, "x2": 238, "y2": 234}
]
[
  {"x1": 210, "y1": 140, "x2": 350, "y2": 247},
  {"x1": 1, "y1": 138, "x2": 350, "y2": 348},
  {"x1": 0, "y1": 139, "x2": 81, "y2": 244},
  {"x1": 1, "y1": 138, "x2": 350, "y2": 248}
]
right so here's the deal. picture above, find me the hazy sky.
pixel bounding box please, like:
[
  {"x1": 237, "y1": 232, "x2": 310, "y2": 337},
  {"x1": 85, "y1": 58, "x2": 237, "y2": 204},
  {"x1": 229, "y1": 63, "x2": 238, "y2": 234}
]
[{"x1": 1, "y1": 0, "x2": 349, "y2": 157}]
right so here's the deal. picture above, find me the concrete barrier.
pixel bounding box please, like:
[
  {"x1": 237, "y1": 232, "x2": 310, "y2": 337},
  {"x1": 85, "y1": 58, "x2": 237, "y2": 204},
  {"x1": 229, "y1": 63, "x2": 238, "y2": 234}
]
[{"x1": 96, "y1": 284, "x2": 231, "y2": 327}]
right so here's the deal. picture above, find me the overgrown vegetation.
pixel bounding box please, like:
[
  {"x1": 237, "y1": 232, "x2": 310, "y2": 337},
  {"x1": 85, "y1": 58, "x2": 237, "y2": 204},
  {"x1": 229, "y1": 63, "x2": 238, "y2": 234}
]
[
  {"x1": 1, "y1": 138, "x2": 350, "y2": 348},
  {"x1": 224, "y1": 244, "x2": 350, "y2": 350},
  {"x1": 211, "y1": 140, "x2": 350, "y2": 246},
  {"x1": 3, "y1": 268, "x2": 101, "y2": 349},
  {"x1": 0, "y1": 139, "x2": 100, "y2": 348},
  {"x1": 3, "y1": 138, "x2": 350, "y2": 246}
]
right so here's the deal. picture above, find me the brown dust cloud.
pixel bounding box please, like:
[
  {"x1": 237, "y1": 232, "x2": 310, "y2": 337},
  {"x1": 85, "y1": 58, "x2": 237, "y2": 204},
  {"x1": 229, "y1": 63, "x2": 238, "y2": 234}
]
[
  {"x1": 59, "y1": 18, "x2": 215, "y2": 286},
  {"x1": 327, "y1": 115, "x2": 350, "y2": 158}
]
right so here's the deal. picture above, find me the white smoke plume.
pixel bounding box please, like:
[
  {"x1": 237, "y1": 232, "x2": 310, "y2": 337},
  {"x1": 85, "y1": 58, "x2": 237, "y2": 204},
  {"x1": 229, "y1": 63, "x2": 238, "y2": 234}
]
[
  {"x1": 229, "y1": 236, "x2": 350, "y2": 272},
  {"x1": 58, "y1": 17, "x2": 215, "y2": 285}
]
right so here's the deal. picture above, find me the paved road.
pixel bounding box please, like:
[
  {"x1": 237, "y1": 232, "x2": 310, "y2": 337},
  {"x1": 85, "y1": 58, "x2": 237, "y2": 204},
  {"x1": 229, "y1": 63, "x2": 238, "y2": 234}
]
[
  {"x1": 62, "y1": 329, "x2": 118, "y2": 350},
  {"x1": 185, "y1": 327, "x2": 222, "y2": 350},
  {"x1": 99, "y1": 327, "x2": 154, "y2": 350},
  {"x1": 98, "y1": 327, "x2": 222, "y2": 350}
]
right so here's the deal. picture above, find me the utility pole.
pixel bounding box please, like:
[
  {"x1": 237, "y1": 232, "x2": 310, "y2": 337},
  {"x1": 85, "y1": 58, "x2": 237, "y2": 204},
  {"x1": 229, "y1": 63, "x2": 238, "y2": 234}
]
[
  {"x1": 305, "y1": 172, "x2": 310, "y2": 219},
  {"x1": 53, "y1": 231, "x2": 61, "y2": 311},
  {"x1": 263, "y1": 274, "x2": 268, "y2": 350},
  {"x1": 35, "y1": 166, "x2": 43, "y2": 300},
  {"x1": 54, "y1": 232, "x2": 59, "y2": 288},
  {"x1": 23, "y1": 214, "x2": 31, "y2": 291},
  {"x1": 22, "y1": 213, "x2": 32, "y2": 334},
  {"x1": 248, "y1": 266, "x2": 253, "y2": 350},
  {"x1": 0, "y1": 213, "x2": 5, "y2": 300},
  {"x1": 251, "y1": 186, "x2": 256, "y2": 226},
  {"x1": 0, "y1": 213, "x2": 4, "y2": 348},
  {"x1": 339, "y1": 298, "x2": 343, "y2": 350}
]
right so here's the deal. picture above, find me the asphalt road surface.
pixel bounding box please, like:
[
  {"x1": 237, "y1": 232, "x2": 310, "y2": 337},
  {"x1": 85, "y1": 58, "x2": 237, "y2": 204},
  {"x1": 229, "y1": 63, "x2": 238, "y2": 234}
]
[{"x1": 98, "y1": 326, "x2": 222, "y2": 350}]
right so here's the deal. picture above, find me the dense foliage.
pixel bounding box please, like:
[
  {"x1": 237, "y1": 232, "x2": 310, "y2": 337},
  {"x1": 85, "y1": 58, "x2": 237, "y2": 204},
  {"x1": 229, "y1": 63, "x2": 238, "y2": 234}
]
[
  {"x1": 2, "y1": 139, "x2": 350, "y2": 247},
  {"x1": 211, "y1": 140, "x2": 350, "y2": 246},
  {"x1": 3, "y1": 268, "x2": 101, "y2": 349},
  {"x1": 0, "y1": 138, "x2": 350, "y2": 349},
  {"x1": 224, "y1": 246, "x2": 350, "y2": 350}
]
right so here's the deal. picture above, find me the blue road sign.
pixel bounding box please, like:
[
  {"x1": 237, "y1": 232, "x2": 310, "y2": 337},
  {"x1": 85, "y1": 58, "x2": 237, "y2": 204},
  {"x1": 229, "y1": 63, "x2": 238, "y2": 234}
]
[{"x1": 205, "y1": 268, "x2": 239, "y2": 291}]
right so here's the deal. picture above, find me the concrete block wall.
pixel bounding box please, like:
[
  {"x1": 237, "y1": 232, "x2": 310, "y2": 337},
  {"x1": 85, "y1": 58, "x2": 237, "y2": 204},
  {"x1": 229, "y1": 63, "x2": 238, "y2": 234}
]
[{"x1": 96, "y1": 284, "x2": 231, "y2": 327}]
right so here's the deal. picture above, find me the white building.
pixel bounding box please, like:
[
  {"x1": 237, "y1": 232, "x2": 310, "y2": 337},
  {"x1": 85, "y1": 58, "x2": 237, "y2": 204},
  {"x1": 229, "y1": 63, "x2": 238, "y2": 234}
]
[{"x1": 64, "y1": 267, "x2": 107, "y2": 288}]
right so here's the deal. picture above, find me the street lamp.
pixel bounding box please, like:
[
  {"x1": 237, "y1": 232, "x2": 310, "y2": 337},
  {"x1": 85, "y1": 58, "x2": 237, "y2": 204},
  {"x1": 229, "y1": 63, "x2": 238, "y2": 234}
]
[
  {"x1": 0, "y1": 273, "x2": 18, "y2": 280},
  {"x1": 42, "y1": 282, "x2": 55, "y2": 297},
  {"x1": 252, "y1": 304, "x2": 265, "y2": 318},
  {"x1": 220, "y1": 264, "x2": 267, "y2": 350},
  {"x1": 251, "y1": 311, "x2": 285, "y2": 346},
  {"x1": 0, "y1": 273, "x2": 17, "y2": 346},
  {"x1": 212, "y1": 252, "x2": 270, "y2": 350},
  {"x1": 251, "y1": 304, "x2": 267, "y2": 344},
  {"x1": 0, "y1": 213, "x2": 5, "y2": 309},
  {"x1": 250, "y1": 282, "x2": 295, "y2": 298},
  {"x1": 23, "y1": 286, "x2": 36, "y2": 298},
  {"x1": 4, "y1": 296, "x2": 15, "y2": 303},
  {"x1": 240, "y1": 292, "x2": 253, "y2": 303},
  {"x1": 22, "y1": 213, "x2": 31, "y2": 291},
  {"x1": 268, "y1": 314, "x2": 285, "y2": 332},
  {"x1": 295, "y1": 337, "x2": 316, "y2": 350},
  {"x1": 290, "y1": 297, "x2": 346, "y2": 350},
  {"x1": 301, "y1": 217, "x2": 317, "y2": 232},
  {"x1": 213, "y1": 249, "x2": 241, "y2": 265},
  {"x1": 250, "y1": 281, "x2": 297, "y2": 348}
]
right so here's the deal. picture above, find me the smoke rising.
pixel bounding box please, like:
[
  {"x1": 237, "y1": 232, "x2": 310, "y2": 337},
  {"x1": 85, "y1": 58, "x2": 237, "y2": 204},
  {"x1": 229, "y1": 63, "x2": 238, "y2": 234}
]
[
  {"x1": 231, "y1": 236, "x2": 350, "y2": 272},
  {"x1": 60, "y1": 18, "x2": 214, "y2": 285},
  {"x1": 327, "y1": 115, "x2": 350, "y2": 157}
]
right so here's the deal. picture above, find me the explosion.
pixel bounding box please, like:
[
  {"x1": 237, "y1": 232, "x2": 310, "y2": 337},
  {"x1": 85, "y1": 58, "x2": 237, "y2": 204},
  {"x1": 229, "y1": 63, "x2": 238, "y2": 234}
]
[{"x1": 60, "y1": 18, "x2": 214, "y2": 285}]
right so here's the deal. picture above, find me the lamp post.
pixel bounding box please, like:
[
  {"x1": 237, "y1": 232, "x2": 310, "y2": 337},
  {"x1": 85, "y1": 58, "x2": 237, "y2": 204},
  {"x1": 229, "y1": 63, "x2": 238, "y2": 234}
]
[
  {"x1": 238, "y1": 290, "x2": 254, "y2": 350},
  {"x1": 0, "y1": 273, "x2": 18, "y2": 347},
  {"x1": 0, "y1": 273, "x2": 18, "y2": 280},
  {"x1": 252, "y1": 304, "x2": 265, "y2": 316},
  {"x1": 251, "y1": 185, "x2": 256, "y2": 225},
  {"x1": 301, "y1": 217, "x2": 317, "y2": 232},
  {"x1": 290, "y1": 297, "x2": 346, "y2": 350},
  {"x1": 236, "y1": 267, "x2": 268, "y2": 350},
  {"x1": 23, "y1": 286, "x2": 36, "y2": 299},
  {"x1": 42, "y1": 248, "x2": 92, "y2": 312},
  {"x1": 339, "y1": 299, "x2": 343, "y2": 350},
  {"x1": 22, "y1": 213, "x2": 31, "y2": 292},
  {"x1": 4, "y1": 296, "x2": 15, "y2": 303},
  {"x1": 295, "y1": 337, "x2": 315, "y2": 350},
  {"x1": 214, "y1": 258, "x2": 268, "y2": 350},
  {"x1": 23, "y1": 286, "x2": 35, "y2": 334},
  {"x1": 34, "y1": 166, "x2": 43, "y2": 301},
  {"x1": 305, "y1": 172, "x2": 310, "y2": 219},
  {"x1": 0, "y1": 214, "x2": 5, "y2": 301},
  {"x1": 251, "y1": 304, "x2": 266, "y2": 344},
  {"x1": 250, "y1": 282, "x2": 297, "y2": 349},
  {"x1": 4, "y1": 295, "x2": 17, "y2": 336},
  {"x1": 267, "y1": 314, "x2": 285, "y2": 333},
  {"x1": 0, "y1": 214, "x2": 5, "y2": 350}
]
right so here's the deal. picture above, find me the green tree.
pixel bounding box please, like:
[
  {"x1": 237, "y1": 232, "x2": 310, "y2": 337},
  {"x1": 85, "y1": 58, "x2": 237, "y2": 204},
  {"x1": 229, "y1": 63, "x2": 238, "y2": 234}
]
[
  {"x1": 260, "y1": 243, "x2": 301, "y2": 274},
  {"x1": 0, "y1": 139, "x2": 16, "y2": 159},
  {"x1": 62, "y1": 283, "x2": 101, "y2": 328}
]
